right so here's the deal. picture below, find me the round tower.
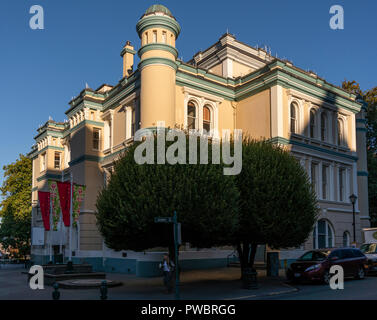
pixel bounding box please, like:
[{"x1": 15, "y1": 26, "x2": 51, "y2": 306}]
[{"x1": 136, "y1": 4, "x2": 181, "y2": 129}]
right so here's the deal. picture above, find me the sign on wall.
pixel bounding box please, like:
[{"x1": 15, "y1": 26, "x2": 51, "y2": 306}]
[{"x1": 31, "y1": 227, "x2": 45, "y2": 246}]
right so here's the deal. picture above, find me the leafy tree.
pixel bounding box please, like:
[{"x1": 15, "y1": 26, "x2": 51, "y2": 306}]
[
  {"x1": 96, "y1": 133, "x2": 239, "y2": 261},
  {"x1": 0, "y1": 154, "x2": 32, "y2": 258},
  {"x1": 0, "y1": 207, "x2": 31, "y2": 259},
  {"x1": 234, "y1": 139, "x2": 318, "y2": 274},
  {"x1": 342, "y1": 81, "x2": 377, "y2": 227}
]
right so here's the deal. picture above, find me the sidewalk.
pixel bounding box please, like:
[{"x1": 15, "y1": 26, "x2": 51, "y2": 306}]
[{"x1": 0, "y1": 266, "x2": 297, "y2": 300}]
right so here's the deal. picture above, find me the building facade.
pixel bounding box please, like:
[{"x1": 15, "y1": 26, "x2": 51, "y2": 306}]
[{"x1": 29, "y1": 4, "x2": 370, "y2": 274}]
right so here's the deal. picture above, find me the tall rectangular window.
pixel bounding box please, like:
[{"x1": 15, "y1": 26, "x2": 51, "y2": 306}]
[
  {"x1": 339, "y1": 168, "x2": 345, "y2": 201},
  {"x1": 152, "y1": 30, "x2": 157, "y2": 43},
  {"x1": 40, "y1": 153, "x2": 46, "y2": 172},
  {"x1": 322, "y1": 165, "x2": 328, "y2": 199},
  {"x1": 162, "y1": 31, "x2": 167, "y2": 44},
  {"x1": 311, "y1": 163, "x2": 317, "y2": 194},
  {"x1": 131, "y1": 109, "x2": 136, "y2": 136},
  {"x1": 109, "y1": 121, "x2": 112, "y2": 148},
  {"x1": 93, "y1": 128, "x2": 100, "y2": 150},
  {"x1": 54, "y1": 152, "x2": 61, "y2": 169}
]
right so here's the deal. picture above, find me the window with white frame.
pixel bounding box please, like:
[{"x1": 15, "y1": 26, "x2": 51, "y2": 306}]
[
  {"x1": 40, "y1": 152, "x2": 46, "y2": 172},
  {"x1": 93, "y1": 128, "x2": 101, "y2": 151},
  {"x1": 162, "y1": 31, "x2": 167, "y2": 44},
  {"x1": 152, "y1": 30, "x2": 157, "y2": 43},
  {"x1": 343, "y1": 231, "x2": 351, "y2": 247},
  {"x1": 203, "y1": 105, "x2": 211, "y2": 133},
  {"x1": 310, "y1": 109, "x2": 316, "y2": 138},
  {"x1": 313, "y1": 219, "x2": 334, "y2": 249},
  {"x1": 54, "y1": 152, "x2": 61, "y2": 169},
  {"x1": 339, "y1": 168, "x2": 345, "y2": 201},
  {"x1": 290, "y1": 102, "x2": 298, "y2": 134},
  {"x1": 321, "y1": 112, "x2": 327, "y2": 141},
  {"x1": 187, "y1": 101, "x2": 197, "y2": 130}
]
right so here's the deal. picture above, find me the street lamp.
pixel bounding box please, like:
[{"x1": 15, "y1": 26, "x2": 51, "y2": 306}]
[{"x1": 349, "y1": 193, "x2": 357, "y2": 245}]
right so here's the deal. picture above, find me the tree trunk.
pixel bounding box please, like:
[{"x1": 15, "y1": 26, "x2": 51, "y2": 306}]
[
  {"x1": 237, "y1": 242, "x2": 250, "y2": 280},
  {"x1": 248, "y1": 243, "x2": 258, "y2": 269}
]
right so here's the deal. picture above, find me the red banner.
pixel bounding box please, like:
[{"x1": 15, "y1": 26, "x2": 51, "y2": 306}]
[
  {"x1": 57, "y1": 181, "x2": 71, "y2": 227},
  {"x1": 38, "y1": 191, "x2": 50, "y2": 231}
]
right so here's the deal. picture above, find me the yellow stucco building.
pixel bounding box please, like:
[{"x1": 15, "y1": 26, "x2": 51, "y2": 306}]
[{"x1": 29, "y1": 5, "x2": 370, "y2": 275}]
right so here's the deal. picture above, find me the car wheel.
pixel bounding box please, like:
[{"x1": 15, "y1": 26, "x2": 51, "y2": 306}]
[
  {"x1": 355, "y1": 266, "x2": 365, "y2": 280},
  {"x1": 323, "y1": 270, "x2": 330, "y2": 284}
]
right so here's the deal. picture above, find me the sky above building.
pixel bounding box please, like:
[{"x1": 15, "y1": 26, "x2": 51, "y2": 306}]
[{"x1": 0, "y1": 0, "x2": 376, "y2": 187}]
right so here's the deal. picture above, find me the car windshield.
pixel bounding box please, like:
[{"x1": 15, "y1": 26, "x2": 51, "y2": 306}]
[
  {"x1": 360, "y1": 243, "x2": 377, "y2": 254},
  {"x1": 298, "y1": 250, "x2": 330, "y2": 261}
]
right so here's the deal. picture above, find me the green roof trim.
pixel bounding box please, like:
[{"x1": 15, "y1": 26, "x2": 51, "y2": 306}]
[
  {"x1": 138, "y1": 43, "x2": 178, "y2": 58},
  {"x1": 136, "y1": 15, "x2": 181, "y2": 39}
]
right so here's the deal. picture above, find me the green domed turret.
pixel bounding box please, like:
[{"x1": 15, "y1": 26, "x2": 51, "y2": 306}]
[{"x1": 145, "y1": 4, "x2": 174, "y2": 18}]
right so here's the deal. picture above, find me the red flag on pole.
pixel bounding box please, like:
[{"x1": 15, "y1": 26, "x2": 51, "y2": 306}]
[
  {"x1": 38, "y1": 191, "x2": 50, "y2": 231},
  {"x1": 57, "y1": 181, "x2": 71, "y2": 227}
]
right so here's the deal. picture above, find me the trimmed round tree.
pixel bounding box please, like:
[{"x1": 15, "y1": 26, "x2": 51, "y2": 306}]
[
  {"x1": 96, "y1": 134, "x2": 239, "y2": 260},
  {"x1": 235, "y1": 138, "x2": 318, "y2": 274}
]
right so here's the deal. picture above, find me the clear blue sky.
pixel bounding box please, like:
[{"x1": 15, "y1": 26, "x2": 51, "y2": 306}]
[{"x1": 0, "y1": 0, "x2": 376, "y2": 186}]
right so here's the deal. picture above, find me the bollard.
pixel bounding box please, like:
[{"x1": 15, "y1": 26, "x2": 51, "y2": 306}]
[
  {"x1": 52, "y1": 283, "x2": 60, "y2": 300},
  {"x1": 100, "y1": 280, "x2": 108, "y2": 300}
]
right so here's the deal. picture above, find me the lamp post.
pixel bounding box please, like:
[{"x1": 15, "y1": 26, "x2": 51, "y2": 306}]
[{"x1": 349, "y1": 193, "x2": 357, "y2": 245}]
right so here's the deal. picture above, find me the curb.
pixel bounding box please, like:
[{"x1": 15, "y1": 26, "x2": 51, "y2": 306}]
[{"x1": 225, "y1": 281, "x2": 299, "y2": 300}]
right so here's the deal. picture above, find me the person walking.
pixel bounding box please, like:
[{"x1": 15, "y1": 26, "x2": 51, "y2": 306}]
[{"x1": 159, "y1": 254, "x2": 175, "y2": 293}]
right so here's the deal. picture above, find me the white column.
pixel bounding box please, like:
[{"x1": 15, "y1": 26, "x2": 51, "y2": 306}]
[
  {"x1": 110, "y1": 112, "x2": 114, "y2": 151},
  {"x1": 270, "y1": 85, "x2": 284, "y2": 138},
  {"x1": 222, "y1": 58, "x2": 233, "y2": 78},
  {"x1": 350, "y1": 114, "x2": 356, "y2": 151},
  {"x1": 126, "y1": 107, "x2": 132, "y2": 140}
]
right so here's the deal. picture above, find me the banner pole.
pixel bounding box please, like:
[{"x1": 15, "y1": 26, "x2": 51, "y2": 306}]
[
  {"x1": 69, "y1": 172, "x2": 73, "y2": 262},
  {"x1": 49, "y1": 196, "x2": 52, "y2": 263},
  {"x1": 60, "y1": 175, "x2": 63, "y2": 256}
]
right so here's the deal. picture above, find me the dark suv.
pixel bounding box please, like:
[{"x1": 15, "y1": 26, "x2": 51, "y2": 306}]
[{"x1": 287, "y1": 248, "x2": 368, "y2": 284}]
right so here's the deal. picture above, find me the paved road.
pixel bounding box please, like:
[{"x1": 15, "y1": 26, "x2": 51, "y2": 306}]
[
  {"x1": 256, "y1": 275, "x2": 377, "y2": 300},
  {"x1": 0, "y1": 266, "x2": 375, "y2": 300}
]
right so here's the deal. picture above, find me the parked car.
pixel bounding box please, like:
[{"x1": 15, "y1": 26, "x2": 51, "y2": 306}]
[
  {"x1": 360, "y1": 243, "x2": 377, "y2": 275},
  {"x1": 286, "y1": 248, "x2": 368, "y2": 284}
]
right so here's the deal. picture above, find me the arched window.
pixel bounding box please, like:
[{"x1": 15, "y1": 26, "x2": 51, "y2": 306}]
[
  {"x1": 203, "y1": 105, "x2": 211, "y2": 133},
  {"x1": 187, "y1": 101, "x2": 197, "y2": 130},
  {"x1": 343, "y1": 231, "x2": 351, "y2": 247},
  {"x1": 310, "y1": 109, "x2": 316, "y2": 138},
  {"x1": 290, "y1": 103, "x2": 298, "y2": 134},
  {"x1": 337, "y1": 119, "x2": 344, "y2": 146},
  {"x1": 313, "y1": 219, "x2": 334, "y2": 249},
  {"x1": 321, "y1": 112, "x2": 327, "y2": 141}
]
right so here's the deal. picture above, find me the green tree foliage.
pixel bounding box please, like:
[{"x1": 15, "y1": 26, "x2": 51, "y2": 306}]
[
  {"x1": 234, "y1": 139, "x2": 318, "y2": 272},
  {"x1": 342, "y1": 80, "x2": 377, "y2": 227},
  {"x1": 0, "y1": 154, "x2": 32, "y2": 258},
  {"x1": 96, "y1": 134, "x2": 239, "y2": 259}
]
